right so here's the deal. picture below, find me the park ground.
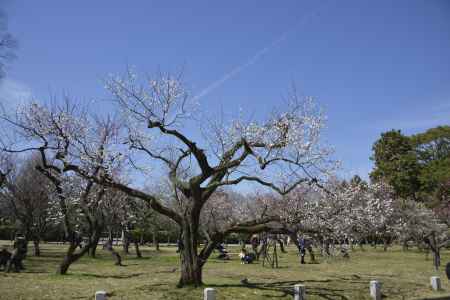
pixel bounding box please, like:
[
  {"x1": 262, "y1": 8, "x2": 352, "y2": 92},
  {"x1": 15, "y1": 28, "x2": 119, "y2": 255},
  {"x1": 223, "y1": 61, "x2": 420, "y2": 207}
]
[{"x1": 1, "y1": 242, "x2": 450, "y2": 300}]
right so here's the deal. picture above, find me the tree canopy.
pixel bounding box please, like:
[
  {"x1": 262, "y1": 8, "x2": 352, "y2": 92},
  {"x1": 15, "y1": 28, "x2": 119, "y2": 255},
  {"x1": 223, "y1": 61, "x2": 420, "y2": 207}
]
[{"x1": 370, "y1": 126, "x2": 450, "y2": 207}]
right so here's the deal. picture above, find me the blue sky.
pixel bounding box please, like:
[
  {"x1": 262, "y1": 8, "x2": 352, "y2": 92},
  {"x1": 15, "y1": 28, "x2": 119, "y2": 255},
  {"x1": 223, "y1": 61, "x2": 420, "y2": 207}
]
[{"x1": 1, "y1": 0, "x2": 449, "y2": 180}]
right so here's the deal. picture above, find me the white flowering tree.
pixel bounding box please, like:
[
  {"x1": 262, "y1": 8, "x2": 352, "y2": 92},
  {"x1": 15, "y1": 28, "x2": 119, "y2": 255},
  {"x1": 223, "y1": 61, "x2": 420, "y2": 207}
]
[
  {"x1": 1, "y1": 70, "x2": 334, "y2": 286},
  {"x1": 0, "y1": 102, "x2": 130, "y2": 273},
  {"x1": 44, "y1": 173, "x2": 112, "y2": 274},
  {"x1": 109, "y1": 192, "x2": 156, "y2": 258},
  {"x1": 394, "y1": 200, "x2": 450, "y2": 270},
  {"x1": 278, "y1": 180, "x2": 397, "y2": 256}
]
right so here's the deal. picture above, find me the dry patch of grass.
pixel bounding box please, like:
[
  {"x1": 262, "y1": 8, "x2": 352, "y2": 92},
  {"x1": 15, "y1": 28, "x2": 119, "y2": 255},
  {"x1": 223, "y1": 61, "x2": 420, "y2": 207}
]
[{"x1": 0, "y1": 241, "x2": 449, "y2": 299}]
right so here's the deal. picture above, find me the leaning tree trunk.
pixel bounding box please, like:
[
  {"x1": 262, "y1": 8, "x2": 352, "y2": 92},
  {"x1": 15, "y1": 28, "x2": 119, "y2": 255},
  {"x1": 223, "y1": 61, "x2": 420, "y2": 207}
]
[
  {"x1": 178, "y1": 220, "x2": 203, "y2": 287},
  {"x1": 57, "y1": 242, "x2": 90, "y2": 275},
  {"x1": 57, "y1": 244, "x2": 77, "y2": 275},
  {"x1": 57, "y1": 230, "x2": 101, "y2": 274}
]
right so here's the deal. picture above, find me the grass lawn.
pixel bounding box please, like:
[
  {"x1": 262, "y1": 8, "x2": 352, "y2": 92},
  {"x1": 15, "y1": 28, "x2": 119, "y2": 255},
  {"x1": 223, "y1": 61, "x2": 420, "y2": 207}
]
[{"x1": 1, "y1": 241, "x2": 450, "y2": 300}]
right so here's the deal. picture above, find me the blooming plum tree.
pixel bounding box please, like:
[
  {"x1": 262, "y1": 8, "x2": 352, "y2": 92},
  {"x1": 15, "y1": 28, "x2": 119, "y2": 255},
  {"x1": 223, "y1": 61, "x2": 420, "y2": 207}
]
[{"x1": 1, "y1": 70, "x2": 335, "y2": 286}]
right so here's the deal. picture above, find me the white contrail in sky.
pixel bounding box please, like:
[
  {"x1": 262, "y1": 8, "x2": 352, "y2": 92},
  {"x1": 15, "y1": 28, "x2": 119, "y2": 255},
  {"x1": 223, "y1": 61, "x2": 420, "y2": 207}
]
[{"x1": 192, "y1": 4, "x2": 326, "y2": 101}]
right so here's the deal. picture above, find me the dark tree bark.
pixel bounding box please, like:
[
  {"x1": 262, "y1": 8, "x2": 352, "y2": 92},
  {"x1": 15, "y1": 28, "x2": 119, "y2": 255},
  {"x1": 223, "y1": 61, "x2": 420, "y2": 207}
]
[
  {"x1": 33, "y1": 239, "x2": 40, "y2": 257},
  {"x1": 306, "y1": 243, "x2": 315, "y2": 262},
  {"x1": 423, "y1": 232, "x2": 447, "y2": 271},
  {"x1": 277, "y1": 238, "x2": 287, "y2": 253},
  {"x1": 122, "y1": 230, "x2": 130, "y2": 254},
  {"x1": 402, "y1": 240, "x2": 409, "y2": 251},
  {"x1": 89, "y1": 235, "x2": 100, "y2": 258},
  {"x1": 178, "y1": 219, "x2": 203, "y2": 287},
  {"x1": 153, "y1": 229, "x2": 160, "y2": 251},
  {"x1": 103, "y1": 241, "x2": 122, "y2": 266},
  {"x1": 57, "y1": 240, "x2": 91, "y2": 275},
  {"x1": 434, "y1": 250, "x2": 441, "y2": 271},
  {"x1": 134, "y1": 241, "x2": 142, "y2": 258}
]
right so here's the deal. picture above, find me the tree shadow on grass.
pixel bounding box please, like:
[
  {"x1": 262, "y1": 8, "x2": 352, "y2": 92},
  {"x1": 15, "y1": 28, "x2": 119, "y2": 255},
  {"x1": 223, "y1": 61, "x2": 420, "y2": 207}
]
[
  {"x1": 208, "y1": 273, "x2": 441, "y2": 300},
  {"x1": 209, "y1": 279, "x2": 349, "y2": 300},
  {"x1": 207, "y1": 274, "x2": 422, "y2": 300},
  {"x1": 76, "y1": 272, "x2": 146, "y2": 279},
  {"x1": 21, "y1": 269, "x2": 50, "y2": 274},
  {"x1": 0, "y1": 266, "x2": 53, "y2": 274},
  {"x1": 124, "y1": 256, "x2": 152, "y2": 261}
]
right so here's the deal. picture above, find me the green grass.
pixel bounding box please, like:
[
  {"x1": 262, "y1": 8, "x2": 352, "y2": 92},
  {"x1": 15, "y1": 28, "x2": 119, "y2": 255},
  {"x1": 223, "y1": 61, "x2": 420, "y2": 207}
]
[{"x1": 1, "y1": 241, "x2": 449, "y2": 299}]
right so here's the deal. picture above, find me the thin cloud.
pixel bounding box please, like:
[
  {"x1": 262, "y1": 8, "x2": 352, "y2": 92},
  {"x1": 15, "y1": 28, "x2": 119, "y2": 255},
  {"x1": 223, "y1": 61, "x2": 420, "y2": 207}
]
[
  {"x1": 192, "y1": 2, "x2": 328, "y2": 101},
  {"x1": 0, "y1": 78, "x2": 32, "y2": 108}
]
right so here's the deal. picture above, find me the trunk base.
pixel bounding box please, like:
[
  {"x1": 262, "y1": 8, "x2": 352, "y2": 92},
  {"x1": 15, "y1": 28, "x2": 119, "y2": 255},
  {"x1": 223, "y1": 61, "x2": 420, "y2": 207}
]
[{"x1": 177, "y1": 274, "x2": 203, "y2": 288}]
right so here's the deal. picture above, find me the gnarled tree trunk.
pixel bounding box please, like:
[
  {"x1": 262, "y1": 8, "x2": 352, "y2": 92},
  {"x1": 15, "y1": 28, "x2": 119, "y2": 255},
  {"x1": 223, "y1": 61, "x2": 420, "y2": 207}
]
[
  {"x1": 57, "y1": 242, "x2": 90, "y2": 275},
  {"x1": 178, "y1": 219, "x2": 203, "y2": 287},
  {"x1": 57, "y1": 230, "x2": 102, "y2": 274}
]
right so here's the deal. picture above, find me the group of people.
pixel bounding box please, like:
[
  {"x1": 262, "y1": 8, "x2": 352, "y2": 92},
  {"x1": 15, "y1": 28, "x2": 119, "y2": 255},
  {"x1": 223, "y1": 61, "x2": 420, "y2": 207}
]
[
  {"x1": 174, "y1": 234, "x2": 312, "y2": 265},
  {"x1": 215, "y1": 234, "x2": 313, "y2": 265}
]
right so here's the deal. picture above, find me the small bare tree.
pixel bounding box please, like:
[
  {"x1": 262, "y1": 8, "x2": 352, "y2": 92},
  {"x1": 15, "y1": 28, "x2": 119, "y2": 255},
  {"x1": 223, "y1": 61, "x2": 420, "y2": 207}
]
[{"x1": 0, "y1": 155, "x2": 53, "y2": 256}]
